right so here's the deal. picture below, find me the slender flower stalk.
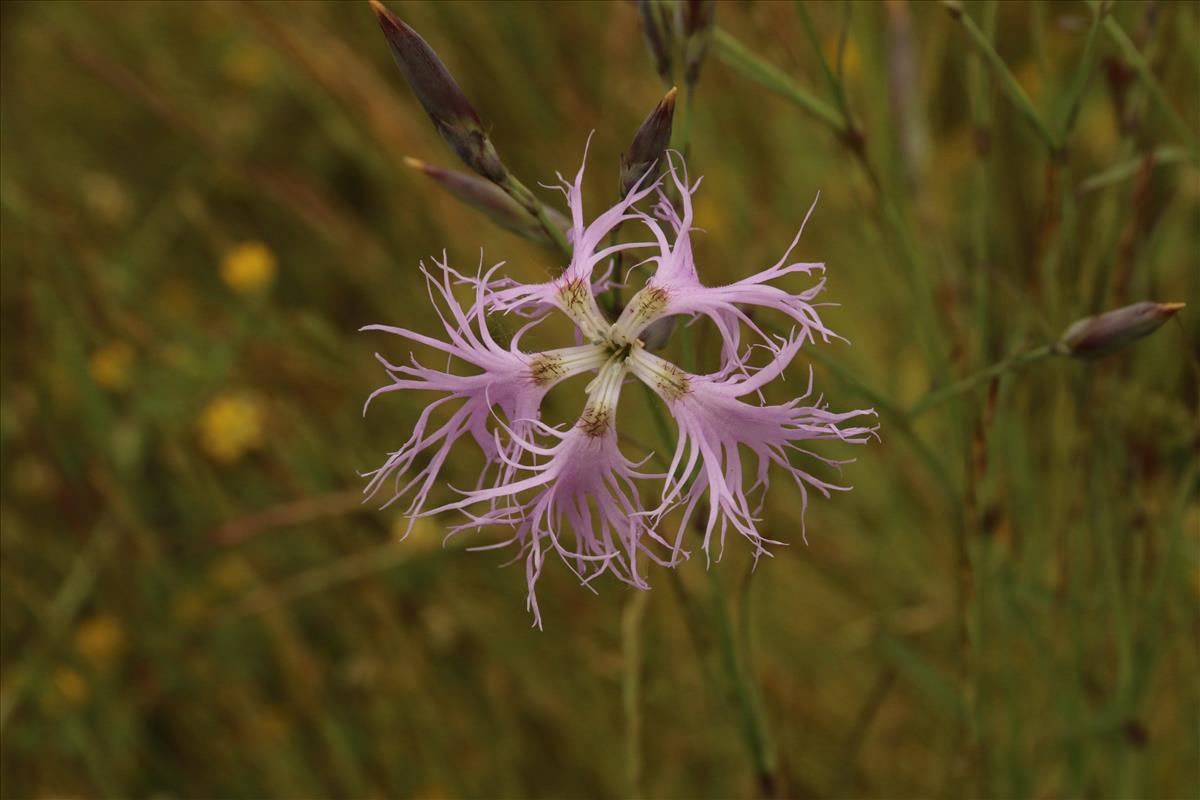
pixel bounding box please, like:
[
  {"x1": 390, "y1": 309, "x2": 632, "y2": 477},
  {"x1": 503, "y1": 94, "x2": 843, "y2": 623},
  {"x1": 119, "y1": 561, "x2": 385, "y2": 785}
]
[
  {"x1": 678, "y1": 0, "x2": 716, "y2": 95},
  {"x1": 637, "y1": 0, "x2": 675, "y2": 87},
  {"x1": 907, "y1": 300, "x2": 1186, "y2": 418},
  {"x1": 364, "y1": 143, "x2": 876, "y2": 627}
]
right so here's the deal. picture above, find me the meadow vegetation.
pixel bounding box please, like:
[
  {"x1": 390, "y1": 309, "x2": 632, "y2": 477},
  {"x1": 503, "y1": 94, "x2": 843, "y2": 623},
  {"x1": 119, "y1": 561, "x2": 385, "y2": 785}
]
[{"x1": 1, "y1": 1, "x2": 1196, "y2": 797}]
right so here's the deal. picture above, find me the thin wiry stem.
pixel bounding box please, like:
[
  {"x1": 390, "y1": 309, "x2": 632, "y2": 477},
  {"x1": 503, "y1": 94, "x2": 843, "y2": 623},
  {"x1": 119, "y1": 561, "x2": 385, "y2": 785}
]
[
  {"x1": 1090, "y1": 1, "x2": 1198, "y2": 155},
  {"x1": 907, "y1": 346, "x2": 1055, "y2": 418},
  {"x1": 710, "y1": 22, "x2": 952, "y2": 388},
  {"x1": 641, "y1": 350, "x2": 781, "y2": 794},
  {"x1": 1057, "y1": 0, "x2": 1107, "y2": 143},
  {"x1": 621, "y1": 589, "x2": 649, "y2": 798},
  {"x1": 706, "y1": 549, "x2": 779, "y2": 796},
  {"x1": 711, "y1": 27, "x2": 844, "y2": 131},
  {"x1": 941, "y1": 1, "x2": 1061, "y2": 156},
  {"x1": 794, "y1": 0, "x2": 854, "y2": 135}
]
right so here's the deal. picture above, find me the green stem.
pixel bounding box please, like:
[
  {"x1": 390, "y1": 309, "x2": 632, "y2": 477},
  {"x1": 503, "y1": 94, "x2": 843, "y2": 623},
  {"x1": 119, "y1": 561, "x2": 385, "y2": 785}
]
[
  {"x1": 621, "y1": 589, "x2": 649, "y2": 798},
  {"x1": 644, "y1": 45, "x2": 779, "y2": 789},
  {"x1": 715, "y1": 19, "x2": 954, "y2": 391},
  {"x1": 707, "y1": 560, "x2": 778, "y2": 793},
  {"x1": 1077, "y1": 145, "x2": 1196, "y2": 193},
  {"x1": 678, "y1": 84, "x2": 696, "y2": 159},
  {"x1": 605, "y1": 225, "x2": 624, "y2": 317},
  {"x1": 942, "y1": 1, "x2": 1060, "y2": 155},
  {"x1": 1057, "y1": 0, "x2": 1105, "y2": 143},
  {"x1": 907, "y1": 345, "x2": 1054, "y2": 418},
  {"x1": 711, "y1": 27, "x2": 844, "y2": 132},
  {"x1": 641, "y1": 362, "x2": 779, "y2": 793},
  {"x1": 754, "y1": 9, "x2": 953, "y2": 391},
  {"x1": 967, "y1": 1, "x2": 996, "y2": 359},
  {"x1": 0, "y1": 523, "x2": 120, "y2": 732},
  {"x1": 1092, "y1": 3, "x2": 1197, "y2": 154},
  {"x1": 793, "y1": 0, "x2": 852, "y2": 129}
]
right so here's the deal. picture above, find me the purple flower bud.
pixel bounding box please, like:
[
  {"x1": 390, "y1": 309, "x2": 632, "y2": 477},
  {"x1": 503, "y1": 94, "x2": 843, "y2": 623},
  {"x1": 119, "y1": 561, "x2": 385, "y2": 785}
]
[
  {"x1": 636, "y1": 0, "x2": 674, "y2": 86},
  {"x1": 1055, "y1": 301, "x2": 1185, "y2": 358},
  {"x1": 678, "y1": 0, "x2": 715, "y2": 90},
  {"x1": 620, "y1": 87, "x2": 677, "y2": 198},
  {"x1": 370, "y1": 0, "x2": 508, "y2": 184},
  {"x1": 404, "y1": 157, "x2": 567, "y2": 247}
]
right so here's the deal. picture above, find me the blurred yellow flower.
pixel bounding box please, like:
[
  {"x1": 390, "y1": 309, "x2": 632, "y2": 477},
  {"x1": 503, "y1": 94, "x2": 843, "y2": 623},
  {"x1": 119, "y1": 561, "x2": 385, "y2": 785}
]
[
  {"x1": 220, "y1": 241, "x2": 277, "y2": 295},
  {"x1": 209, "y1": 554, "x2": 254, "y2": 592},
  {"x1": 198, "y1": 392, "x2": 266, "y2": 462},
  {"x1": 73, "y1": 614, "x2": 126, "y2": 668},
  {"x1": 88, "y1": 342, "x2": 135, "y2": 391},
  {"x1": 51, "y1": 667, "x2": 89, "y2": 706},
  {"x1": 223, "y1": 42, "x2": 272, "y2": 87}
]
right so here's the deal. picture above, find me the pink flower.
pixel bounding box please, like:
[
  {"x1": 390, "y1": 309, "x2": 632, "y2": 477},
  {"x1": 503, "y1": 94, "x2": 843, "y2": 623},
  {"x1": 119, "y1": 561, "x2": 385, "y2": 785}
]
[{"x1": 364, "y1": 145, "x2": 876, "y2": 627}]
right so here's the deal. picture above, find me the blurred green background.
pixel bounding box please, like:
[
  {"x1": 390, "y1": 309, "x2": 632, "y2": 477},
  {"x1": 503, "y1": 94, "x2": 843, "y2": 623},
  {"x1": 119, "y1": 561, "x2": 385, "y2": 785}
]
[{"x1": 1, "y1": 1, "x2": 1197, "y2": 798}]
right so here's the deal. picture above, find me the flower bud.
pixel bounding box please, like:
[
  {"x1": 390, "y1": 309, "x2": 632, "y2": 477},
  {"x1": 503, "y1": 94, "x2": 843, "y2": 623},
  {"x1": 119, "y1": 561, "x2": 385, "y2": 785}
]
[
  {"x1": 637, "y1": 0, "x2": 674, "y2": 86},
  {"x1": 370, "y1": 1, "x2": 508, "y2": 184},
  {"x1": 1054, "y1": 301, "x2": 1185, "y2": 358},
  {"x1": 677, "y1": 0, "x2": 715, "y2": 91},
  {"x1": 404, "y1": 157, "x2": 567, "y2": 247},
  {"x1": 620, "y1": 87, "x2": 677, "y2": 198}
]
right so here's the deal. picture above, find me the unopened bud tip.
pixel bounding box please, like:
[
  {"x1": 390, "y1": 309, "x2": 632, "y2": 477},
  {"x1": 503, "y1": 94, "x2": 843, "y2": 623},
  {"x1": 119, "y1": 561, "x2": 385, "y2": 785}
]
[{"x1": 369, "y1": 0, "x2": 405, "y2": 33}]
